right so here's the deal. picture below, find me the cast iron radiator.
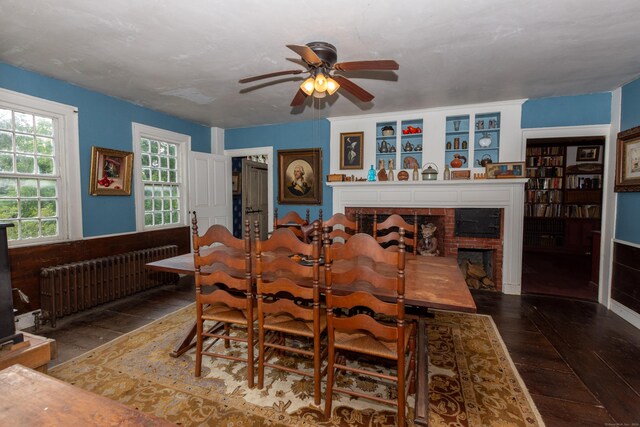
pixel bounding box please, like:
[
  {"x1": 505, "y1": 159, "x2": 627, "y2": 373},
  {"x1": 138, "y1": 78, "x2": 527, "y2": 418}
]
[{"x1": 38, "y1": 245, "x2": 179, "y2": 328}]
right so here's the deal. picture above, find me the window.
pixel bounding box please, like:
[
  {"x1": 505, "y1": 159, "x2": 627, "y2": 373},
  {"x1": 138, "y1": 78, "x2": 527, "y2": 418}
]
[
  {"x1": 0, "y1": 89, "x2": 81, "y2": 245},
  {"x1": 133, "y1": 123, "x2": 189, "y2": 230}
]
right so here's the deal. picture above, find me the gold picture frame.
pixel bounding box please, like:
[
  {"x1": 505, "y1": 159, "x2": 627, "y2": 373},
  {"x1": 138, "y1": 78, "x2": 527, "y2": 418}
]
[
  {"x1": 278, "y1": 148, "x2": 322, "y2": 205},
  {"x1": 89, "y1": 146, "x2": 134, "y2": 195},
  {"x1": 615, "y1": 125, "x2": 640, "y2": 192}
]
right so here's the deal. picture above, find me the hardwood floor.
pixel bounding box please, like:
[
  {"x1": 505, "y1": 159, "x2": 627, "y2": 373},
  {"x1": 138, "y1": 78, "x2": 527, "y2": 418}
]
[{"x1": 28, "y1": 278, "x2": 640, "y2": 426}]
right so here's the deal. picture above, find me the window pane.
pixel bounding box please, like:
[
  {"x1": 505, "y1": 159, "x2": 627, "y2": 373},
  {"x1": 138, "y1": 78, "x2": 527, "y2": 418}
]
[
  {"x1": 37, "y1": 157, "x2": 54, "y2": 175},
  {"x1": 15, "y1": 134, "x2": 35, "y2": 153},
  {"x1": 168, "y1": 171, "x2": 176, "y2": 182},
  {"x1": 171, "y1": 211, "x2": 179, "y2": 223},
  {"x1": 19, "y1": 179, "x2": 38, "y2": 197},
  {"x1": 39, "y1": 180, "x2": 57, "y2": 198},
  {"x1": 144, "y1": 199, "x2": 152, "y2": 212},
  {"x1": 0, "y1": 154, "x2": 14, "y2": 172},
  {"x1": 0, "y1": 200, "x2": 18, "y2": 218},
  {"x1": 163, "y1": 186, "x2": 171, "y2": 197},
  {"x1": 36, "y1": 137, "x2": 54, "y2": 155},
  {"x1": 153, "y1": 212, "x2": 163, "y2": 225},
  {"x1": 14, "y1": 112, "x2": 33, "y2": 133},
  {"x1": 151, "y1": 169, "x2": 159, "y2": 181},
  {"x1": 160, "y1": 170, "x2": 168, "y2": 182},
  {"x1": 0, "y1": 179, "x2": 17, "y2": 197},
  {"x1": 168, "y1": 144, "x2": 176, "y2": 156},
  {"x1": 141, "y1": 153, "x2": 149, "y2": 167},
  {"x1": 171, "y1": 198, "x2": 179, "y2": 210},
  {"x1": 142, "y1": 168, "x2": 150, "y2": 180},
  {"x1": 163, "y1": 212, "x2": 171, "y2": 223},
  {"x1": 160, "y1": 157, "x2": 168, "y2": 168},
  {"x1": 144, "y1": 185, "x2": 153, "y2": 197},
  {"x1": 6, "y1": 221, "x2": 18, "y2": 240},
  {"x1": 21, "y1": 220, "x2": 39, "y2": 239},
  {"x1": 41, "y1": 219, "x2": 58, "y2": 236},
  {"x1": 150, "y1": 140, "x2": 158, "y2": 154},
  {"x1": 144, "y1": 213, "x2": 153, "y2": 226},
  {"x1": 35, "y1": 116, "x2": 54, "y2": 137},
  {"x1": 20, "y1": 200, "x2": 39, "y2": 217},
  {"x1": 153, "y1": 198, "x2": 162, "y2": 210},
  {"x1": 40, "y1": 200, "x2": 57, "y2": 217},
  {"x1": 169, "y1": 157, "x2": 176, "y2": 170},
  {"x1": 141, "y1": 138, "x2": 150, "y2": 153},
  {"x1": 0, "y1": 109, "x2": 11, "y2": 130},
  {"x1": 162, "y1": 199, "x2": 170, "y2": 210},
  {"x1": 172, "y1": 186, "x2": 179, "y2": 197},
  {"x1": 0, "y1": 131, "x2": 12, "y2": 151},
  {"x1": 16, "y1": 155, "x2": 35, "y2": 173}
]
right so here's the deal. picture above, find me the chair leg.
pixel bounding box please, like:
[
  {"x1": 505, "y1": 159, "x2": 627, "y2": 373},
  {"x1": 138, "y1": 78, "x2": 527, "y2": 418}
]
[
  {"x1": 224, "y1": 323, "x2": 231, "y2": 348},
  {"x1": 258, "y1": 321, "x2": 265, "y2": 390},
  {"x1": 247, "y1": 323, "x2": 254, "y2": 389},
  {"x1": 324, "y1": 345, "x2": 335, "y2": 419},
  {"x1": 408, "y1": 327, "x2": 416, "y2": 395},
  {"x1": 195, "y1": 317, "x2": 203, "y2": 377},
  {"x1": 398, "y1": 348, "x2": 406, "y2": 427},
  {"x1": 313, "y1": 332, "x2": 321, "y2": 406}
]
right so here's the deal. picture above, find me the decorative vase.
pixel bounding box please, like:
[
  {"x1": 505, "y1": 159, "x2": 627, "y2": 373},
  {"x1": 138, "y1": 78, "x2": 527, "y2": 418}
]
[
  {"x1": 450, "y1": 154, "x2": 467, "y2": 168},
  {"x1": 367, "y1": 165, "x2": 376, "y2": 181}
]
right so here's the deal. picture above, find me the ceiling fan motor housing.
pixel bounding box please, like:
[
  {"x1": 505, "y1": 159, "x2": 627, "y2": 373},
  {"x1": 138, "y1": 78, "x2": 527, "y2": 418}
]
[{"x1": 306, "y1": 41, "x2": 337, "y2": 67}]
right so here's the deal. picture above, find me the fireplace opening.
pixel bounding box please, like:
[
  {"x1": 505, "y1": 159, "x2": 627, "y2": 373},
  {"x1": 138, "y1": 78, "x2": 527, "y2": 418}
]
[{"x1": 458, "y1": 248, "x2": 497, "y2": 291}]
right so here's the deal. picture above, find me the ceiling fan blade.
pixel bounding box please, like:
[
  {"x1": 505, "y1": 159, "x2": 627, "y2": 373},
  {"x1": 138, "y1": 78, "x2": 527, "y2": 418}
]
[
  {"x1": 334, "y1": 60, "x2": 399, "y2": 71},
  {"x1": 286, "y1": 44, "x2": 323, "y2": 66},
  {"x1": 239, "y1": 69, "x2": 304, "y2": 84},
  {"x1": 332, "y1": 75, "x2": 374, "y2": 102},
  {"x1": 290, "y1": 89, "x2": 308, "y2": 107}
]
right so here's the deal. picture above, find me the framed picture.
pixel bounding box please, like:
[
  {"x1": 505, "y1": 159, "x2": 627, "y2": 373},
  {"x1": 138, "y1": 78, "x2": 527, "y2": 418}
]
[
  {"x1": 89, "y1": 146, "x2": 133, "y2": 195},
  {"x1": 232, "y1": 172, "x2": 241, "y2": 195},
  {"x1": 576, "y1": 146, "x2": 600, "y2": 161},
  {"x1": 615, "y1": 125, "x2": 640, "y2": 192},
  {"x1": 340, "y1": 131, "x2": 363, "y2": 169},
  {"x1": 278, "y1": 148, "x2": 322, "y2": 205},
  {"x1": 485, "y1": 161, "x2": 525, "y2": 179}
]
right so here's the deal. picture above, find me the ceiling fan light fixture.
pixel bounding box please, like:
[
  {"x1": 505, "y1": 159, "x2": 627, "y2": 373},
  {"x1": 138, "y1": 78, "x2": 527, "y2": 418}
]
[
  {"x1": 326, "y1": 77, "x2": 340, "y2": 95},
  {"x1": 300, "y1": 77, "x2": 315, "y2": 96},
  {"x1": 314, "y1": 73, "x2": 328, "y2": 93},
  {"x1": 312, "y1": 90, "x2": 326, "y2": 99}
]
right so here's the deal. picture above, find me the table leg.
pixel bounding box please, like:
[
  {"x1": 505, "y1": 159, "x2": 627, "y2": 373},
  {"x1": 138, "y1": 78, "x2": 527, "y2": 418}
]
[
  {"x1": 170, "y1": 321, "x2": 197, "y2": 358},
  {"x1": 413, "y1": 314, "x2": 429, "y2": 426}
]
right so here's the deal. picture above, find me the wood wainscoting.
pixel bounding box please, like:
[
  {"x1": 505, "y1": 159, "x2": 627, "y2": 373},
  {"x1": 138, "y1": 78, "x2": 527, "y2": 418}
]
[
  {"x1": 9, "y1": 227, "x2": 190, "y2": 314},
  {"x1": 612, "y1": 241, "x2": 640, "y2": 315}
]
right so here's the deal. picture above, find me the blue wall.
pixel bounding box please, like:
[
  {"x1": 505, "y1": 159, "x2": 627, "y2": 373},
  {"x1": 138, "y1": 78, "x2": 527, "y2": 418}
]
[
  {"x1": 521, "y1": 92, "x2": 612, "y2": 128},
  {"x1": 225, "y1": 119, "x2": 331, "y2": 221},
  {"x1": 617, "y1": 77, "x2": 640, "y2": 244},
  {"x1": 0, "y1": 62, "x2": 211, "y2": 237}
]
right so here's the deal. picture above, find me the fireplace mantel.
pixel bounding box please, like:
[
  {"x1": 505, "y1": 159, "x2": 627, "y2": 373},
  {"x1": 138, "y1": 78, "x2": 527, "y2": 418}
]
[{"x1": 328, "y1": 179, "x2": 528, "y2": 294}]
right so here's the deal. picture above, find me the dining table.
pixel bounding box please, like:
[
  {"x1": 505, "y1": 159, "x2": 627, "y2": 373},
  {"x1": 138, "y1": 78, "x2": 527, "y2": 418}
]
[{"x1": 146, "y1": 247, "x2": 476, "y2": 426}]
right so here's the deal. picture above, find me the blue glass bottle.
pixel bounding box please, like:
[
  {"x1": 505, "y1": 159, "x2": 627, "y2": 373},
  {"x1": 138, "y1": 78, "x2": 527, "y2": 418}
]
[{"x1": 367, "y1": 165, "x2": 376, "y2": 181}]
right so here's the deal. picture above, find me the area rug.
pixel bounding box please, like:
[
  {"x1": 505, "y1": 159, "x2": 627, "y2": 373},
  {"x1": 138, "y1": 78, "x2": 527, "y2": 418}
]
[{"x1": 49, "y1": 304, "x2": 544, "y2": 426}]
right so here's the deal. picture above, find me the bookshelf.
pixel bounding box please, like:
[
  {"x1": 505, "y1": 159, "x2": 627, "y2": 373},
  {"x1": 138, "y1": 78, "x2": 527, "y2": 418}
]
[{"x1": 524, "y1": 140, "x2": 603, "y2": 253}]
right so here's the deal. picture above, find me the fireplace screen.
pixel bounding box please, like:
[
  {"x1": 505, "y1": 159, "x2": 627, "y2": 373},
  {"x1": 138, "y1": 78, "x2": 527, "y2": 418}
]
[{"x1": 454, "y1": 208, "x2": 501, "y2": 239}]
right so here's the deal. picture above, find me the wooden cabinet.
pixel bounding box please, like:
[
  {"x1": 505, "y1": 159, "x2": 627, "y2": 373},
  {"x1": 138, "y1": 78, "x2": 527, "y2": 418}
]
[{"x1": 524, "y1": 140, "x2": 603, "y2": 253}]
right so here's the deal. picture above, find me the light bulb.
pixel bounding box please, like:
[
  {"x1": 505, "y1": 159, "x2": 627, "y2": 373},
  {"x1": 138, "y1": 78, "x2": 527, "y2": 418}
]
[
  {"x1": 326, "y1": 77, "x2": 340, "y2": 95},
  {"x1": 300, "y1": 77, "x2": 315, "y2": 96},
  {"x1": 314, "y1": 73, "x2": 328, "y2": 92}
]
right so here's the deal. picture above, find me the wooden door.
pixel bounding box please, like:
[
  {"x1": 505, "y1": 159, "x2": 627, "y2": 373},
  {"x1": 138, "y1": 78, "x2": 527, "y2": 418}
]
[{"x1": 242, "y1": 159, "x2": 268, "y2": 240}]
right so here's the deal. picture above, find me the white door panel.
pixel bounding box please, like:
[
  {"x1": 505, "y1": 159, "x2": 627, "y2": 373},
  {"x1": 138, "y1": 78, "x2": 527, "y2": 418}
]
[{"x1": 189, "y1": 152, "x2": 231, "y2": 239}]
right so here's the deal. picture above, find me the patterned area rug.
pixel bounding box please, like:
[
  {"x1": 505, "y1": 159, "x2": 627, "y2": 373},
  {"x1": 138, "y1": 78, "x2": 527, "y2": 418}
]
[{"x1": 50, "y1": 305, "x2": 544, "y2": 426}]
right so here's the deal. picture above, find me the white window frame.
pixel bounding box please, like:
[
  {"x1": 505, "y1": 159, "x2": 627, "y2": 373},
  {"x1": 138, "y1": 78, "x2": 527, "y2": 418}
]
[
  {"x1": 132, "y1": 123, "x2": 190, "y2": 231},
  {"x1": 0, "y1": 88, "x2": 82, "y2": 246}
]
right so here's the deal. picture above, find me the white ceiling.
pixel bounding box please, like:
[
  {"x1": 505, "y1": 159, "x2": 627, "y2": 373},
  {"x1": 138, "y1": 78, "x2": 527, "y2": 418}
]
[{"x1": 2, "y1": 0, "x2": 640, "y2": 129}]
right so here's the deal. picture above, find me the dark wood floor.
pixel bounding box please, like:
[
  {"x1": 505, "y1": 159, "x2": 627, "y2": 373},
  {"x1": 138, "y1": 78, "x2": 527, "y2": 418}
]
[{"x1": 29, "y1": 278, "x2": 640, "y2": 426}]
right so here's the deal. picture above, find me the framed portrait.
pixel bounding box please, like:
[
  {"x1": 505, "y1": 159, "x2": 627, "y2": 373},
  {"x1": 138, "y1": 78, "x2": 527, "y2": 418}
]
[
  {"x1": 340, "y1": 132, "x2": 363, "y2": 169},
  {"x1": 278, "y1": 148, "x2": 322, "y2": 204},
  {"x1": 232, "y1": 172, "x2": 241, "y2": 195},
  {"x1": 89, "y1": 146, "x2": 133, "y2": 195},
  {"x1": 576, "y1": 146, "x2": 600, "y2": 161},
  {"x1": 485, "y1": 161, "x2": 526, "y2": 179},
  {"x1": 615, "y1": 125, "x2": 640, "y2": 192}
]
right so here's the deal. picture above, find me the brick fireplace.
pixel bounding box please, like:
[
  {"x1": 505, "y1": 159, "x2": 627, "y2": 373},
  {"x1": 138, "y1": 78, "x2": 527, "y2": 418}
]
[
  {"x1": 328, "y1": 179, "x2": 527, "y2": 294},
  {"x1": 347, "y1": 207, "x2": 504, "y2": 291}
]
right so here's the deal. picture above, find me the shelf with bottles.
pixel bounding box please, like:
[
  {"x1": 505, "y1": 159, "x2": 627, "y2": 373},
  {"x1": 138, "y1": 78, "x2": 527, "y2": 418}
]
[
  {"x1": 565, "y1": 174, "x2": 602, "y2": 190},
  {"x1": 399, "y1": 119, "x2": 423, "y2": 169},
  {"x1": 445, "y1": 115, "x2": 469, "y2": 167},
  {"x1": 376, "y1": 121, "x2": 397, "y2": 170},
  {"x1": 473, "y1": 113, "x2": 500, "y2": 166}
]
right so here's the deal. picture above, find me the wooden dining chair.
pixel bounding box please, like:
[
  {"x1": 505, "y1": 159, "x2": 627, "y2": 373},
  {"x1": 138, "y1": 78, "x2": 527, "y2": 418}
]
[
  {"x1": 191, "y1": 213, "x2": 256, "y2": 387},
  {"x1": 273, "y1": 208, "x2": 309, "y2": 241},
  {"x1": 322, "y1": 212, "x2": 359, "y2": 244},
  {"x1": 254, "y1": 222, "x2": 327, "y2": 405},
  {"x1": 373, "y1": 212, "x2": 419, "y2": 255},
  {"x1": 323, "y1": 231, "x2": 416, "y2": 426}
]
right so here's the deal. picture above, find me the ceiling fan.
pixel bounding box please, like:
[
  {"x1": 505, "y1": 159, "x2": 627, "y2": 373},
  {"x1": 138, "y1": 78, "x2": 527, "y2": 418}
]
[{"x1": 239, "y1": 42, "x2": 399, "y2": 106}]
